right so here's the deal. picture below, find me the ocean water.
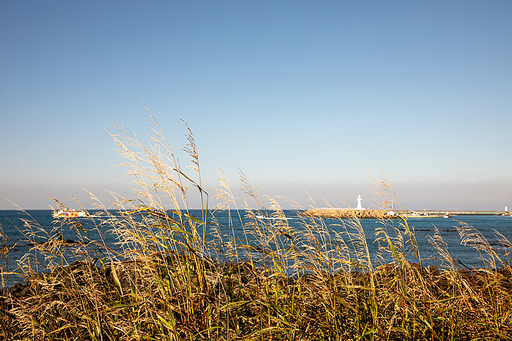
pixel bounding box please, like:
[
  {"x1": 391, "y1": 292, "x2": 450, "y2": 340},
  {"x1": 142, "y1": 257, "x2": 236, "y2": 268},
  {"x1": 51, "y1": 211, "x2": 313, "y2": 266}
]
[{"x1": 1, "y1": 209, "x2": 511, "y2": 285}]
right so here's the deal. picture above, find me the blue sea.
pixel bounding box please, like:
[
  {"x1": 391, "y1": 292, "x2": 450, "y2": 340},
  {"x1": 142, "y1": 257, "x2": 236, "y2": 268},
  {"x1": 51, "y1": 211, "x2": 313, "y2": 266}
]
[{"x1": 1, "y1": 209, "x2": 511, "y2": 286}]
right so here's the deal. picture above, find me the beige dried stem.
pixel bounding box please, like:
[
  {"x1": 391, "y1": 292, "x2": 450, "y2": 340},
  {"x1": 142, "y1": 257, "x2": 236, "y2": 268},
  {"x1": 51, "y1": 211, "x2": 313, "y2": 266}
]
[{"x1": 369, "y1": 169, "x2": 402, "y2": 212}]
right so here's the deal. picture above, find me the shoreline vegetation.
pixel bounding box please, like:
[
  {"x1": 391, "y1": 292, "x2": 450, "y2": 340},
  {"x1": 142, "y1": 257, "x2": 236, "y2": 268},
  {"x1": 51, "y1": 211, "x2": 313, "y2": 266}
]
[{"x1": 1, "y1": 114, "x2": 511, "y2": 340}]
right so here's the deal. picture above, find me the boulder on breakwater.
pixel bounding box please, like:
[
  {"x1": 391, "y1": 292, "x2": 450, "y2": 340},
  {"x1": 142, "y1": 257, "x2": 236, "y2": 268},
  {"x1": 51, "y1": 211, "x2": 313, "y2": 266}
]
[{"x1": 301, "y1": 208, "x2": 397, "y2": 219}]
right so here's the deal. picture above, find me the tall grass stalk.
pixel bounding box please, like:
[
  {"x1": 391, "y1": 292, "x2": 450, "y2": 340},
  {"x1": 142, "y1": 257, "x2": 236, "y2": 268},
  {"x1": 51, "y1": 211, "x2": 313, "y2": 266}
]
[{"x1": 1, "y1": 115, "x2": 511, "y2": 340}]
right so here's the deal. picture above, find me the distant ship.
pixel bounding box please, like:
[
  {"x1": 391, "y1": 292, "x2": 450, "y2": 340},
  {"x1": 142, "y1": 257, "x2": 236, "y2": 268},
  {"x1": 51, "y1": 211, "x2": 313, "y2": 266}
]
[{"x1": 53, "y1": 209, "x2": 87, "y2": 218}]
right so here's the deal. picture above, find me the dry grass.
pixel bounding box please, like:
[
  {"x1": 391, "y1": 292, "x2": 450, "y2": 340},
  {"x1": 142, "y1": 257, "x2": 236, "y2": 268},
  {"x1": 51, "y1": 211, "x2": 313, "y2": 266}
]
[{"x1": 1, "y1": 113, "x2": 511, "y2": 340}]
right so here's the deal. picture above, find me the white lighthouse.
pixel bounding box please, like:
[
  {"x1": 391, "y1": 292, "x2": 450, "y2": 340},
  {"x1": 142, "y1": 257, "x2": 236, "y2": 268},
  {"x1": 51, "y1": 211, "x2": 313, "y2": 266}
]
[{"x1": 355, "y1": 194, "x2": 364, "y2": 210}]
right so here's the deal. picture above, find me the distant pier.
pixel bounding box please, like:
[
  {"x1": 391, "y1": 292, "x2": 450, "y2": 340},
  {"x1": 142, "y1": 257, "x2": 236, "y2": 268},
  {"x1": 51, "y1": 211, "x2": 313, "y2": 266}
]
[
  {"x1": 301, "y1": 209, "x2": 396, "y2": 219},
  {"x1": 301, "y1": 209, "x2": 511, "y2": 219},
  {"x1": 406, "y1": 210, "x2": 511, "y2": 217},
  {"x1": 302, "y1": 195, "x2": 511, "y2": 219}
]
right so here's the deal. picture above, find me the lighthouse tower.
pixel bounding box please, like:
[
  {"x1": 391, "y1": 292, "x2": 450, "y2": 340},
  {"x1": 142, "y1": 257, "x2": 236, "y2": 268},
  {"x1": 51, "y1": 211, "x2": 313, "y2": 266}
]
[{"x1": 356, "y1": 195, "x2": 364, "y2": 210}]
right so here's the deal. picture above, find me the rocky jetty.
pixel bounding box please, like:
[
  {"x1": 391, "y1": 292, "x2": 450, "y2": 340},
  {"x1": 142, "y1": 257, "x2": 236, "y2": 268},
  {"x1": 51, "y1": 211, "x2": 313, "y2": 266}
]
[{"x1": 301, "y1": 208, "x2": 397, "y2": 219}]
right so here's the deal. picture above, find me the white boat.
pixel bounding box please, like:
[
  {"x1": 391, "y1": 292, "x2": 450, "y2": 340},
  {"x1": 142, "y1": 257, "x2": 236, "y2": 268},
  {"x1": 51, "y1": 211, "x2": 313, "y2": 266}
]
[{"x1": 53, "y1": 209, "x2": 87, "y2": 218}]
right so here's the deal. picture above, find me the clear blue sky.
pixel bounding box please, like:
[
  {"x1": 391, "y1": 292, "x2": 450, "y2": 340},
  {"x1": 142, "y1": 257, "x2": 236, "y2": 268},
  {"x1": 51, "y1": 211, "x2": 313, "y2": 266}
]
[{"x1": 1, "y1": 1, "x2": 511, "y2": 210}]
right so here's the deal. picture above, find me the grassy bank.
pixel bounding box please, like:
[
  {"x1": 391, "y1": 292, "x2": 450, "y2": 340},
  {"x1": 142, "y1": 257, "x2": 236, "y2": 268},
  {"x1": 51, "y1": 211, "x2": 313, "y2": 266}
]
[{"x1": 1, "y1": 115, "x2": 511, "y2": 340}]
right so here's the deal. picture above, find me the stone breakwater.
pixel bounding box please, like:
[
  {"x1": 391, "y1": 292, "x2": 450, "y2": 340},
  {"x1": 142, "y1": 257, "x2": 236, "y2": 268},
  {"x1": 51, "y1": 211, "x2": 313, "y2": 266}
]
[{"x1": 301, "y1": 208, "x2": 397, "y2": 219}]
